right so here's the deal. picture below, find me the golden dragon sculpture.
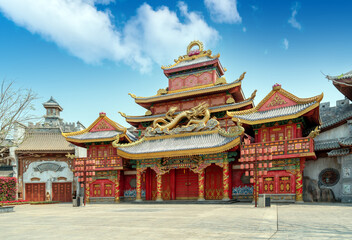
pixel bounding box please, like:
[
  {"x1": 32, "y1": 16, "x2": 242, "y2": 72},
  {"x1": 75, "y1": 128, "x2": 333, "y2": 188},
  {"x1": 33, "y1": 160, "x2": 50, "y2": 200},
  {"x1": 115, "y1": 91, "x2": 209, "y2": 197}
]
[{"x1": 152, "y1": 102, "x2": 210, "y2": 131}]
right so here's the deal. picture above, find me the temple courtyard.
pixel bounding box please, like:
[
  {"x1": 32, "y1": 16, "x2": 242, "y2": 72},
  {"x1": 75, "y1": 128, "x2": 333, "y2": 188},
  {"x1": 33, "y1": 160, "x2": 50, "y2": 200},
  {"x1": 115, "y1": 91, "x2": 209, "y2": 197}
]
[{"x1": 1, "y1": 203, "x2": 352, "y2": 239}]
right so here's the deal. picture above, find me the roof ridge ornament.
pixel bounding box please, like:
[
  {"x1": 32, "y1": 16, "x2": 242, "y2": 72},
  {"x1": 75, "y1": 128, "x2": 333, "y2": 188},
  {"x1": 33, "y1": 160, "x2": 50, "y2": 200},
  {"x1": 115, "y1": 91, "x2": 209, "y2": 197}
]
[{"x1": 161, "y1": 40, "x2": 220, "y2": 70}]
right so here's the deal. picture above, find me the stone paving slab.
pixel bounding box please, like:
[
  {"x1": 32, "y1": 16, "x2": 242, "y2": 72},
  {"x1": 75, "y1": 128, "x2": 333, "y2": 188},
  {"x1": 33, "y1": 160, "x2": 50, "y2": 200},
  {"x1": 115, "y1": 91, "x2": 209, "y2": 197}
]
[{"x1": 0, "y1": 203, "x2": 351, "y2": 239}]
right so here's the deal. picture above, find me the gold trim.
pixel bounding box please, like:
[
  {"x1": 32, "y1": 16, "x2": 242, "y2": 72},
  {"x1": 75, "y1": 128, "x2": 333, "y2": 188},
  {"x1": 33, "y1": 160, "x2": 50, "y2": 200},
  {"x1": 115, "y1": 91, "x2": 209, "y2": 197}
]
[
  {"x1": 161, "y1": 40, "x2": 219, "y2": 70},
  {"x1": 115, "y1": 137, "x2": 241, "y2": 159},
  {"x1": 122, "y1": 99, "x2": 253, "y2": 123},
  {"x1": 228, "y1": 102, "x2": 320, "y2": 125},
  {"x1": 227, "y1": 87, "x2": 323, "y2": 117},
  {"x1": 62, "y1": 115, "x2": 133, "y2": 143},
  {"x1": 168, "y1": 83, "x2": 214, "y2": 94},
  {"x1": 131, "y1": 80, "x2": 242, "y2": 104}
]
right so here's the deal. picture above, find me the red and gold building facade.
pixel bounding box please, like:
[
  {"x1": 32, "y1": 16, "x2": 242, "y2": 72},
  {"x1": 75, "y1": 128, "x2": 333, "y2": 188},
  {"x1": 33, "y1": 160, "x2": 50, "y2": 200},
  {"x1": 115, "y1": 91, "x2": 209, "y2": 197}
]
[
  {"x1": 228, "y1": 84, "x2": 323, "y2": 202},
  {"x1": 63, "y1": 113, "x2": 137, "y2": 203},
  {"x1": 114, "y1": 41, "x2": 255, "y2": 201}
]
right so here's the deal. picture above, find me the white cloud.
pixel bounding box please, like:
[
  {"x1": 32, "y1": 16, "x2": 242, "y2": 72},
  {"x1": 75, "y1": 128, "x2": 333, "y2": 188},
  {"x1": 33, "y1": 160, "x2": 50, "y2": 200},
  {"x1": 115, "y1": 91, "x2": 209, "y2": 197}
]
[
  {"x1": 288, "y1": 3, "x2": 301, "y2": 30},
  {"x1": 282, "y1": 38, "x2": 289, "y2": 50},
  {"x1": 242, "y1": 27, "x2": 246, "y2": 32},
  {"x1": 204, "y1": 0, "x2": 241, "y2": 24},
  {"x1": 0, "y1": 0, "x2": 219, "y2": 73}
]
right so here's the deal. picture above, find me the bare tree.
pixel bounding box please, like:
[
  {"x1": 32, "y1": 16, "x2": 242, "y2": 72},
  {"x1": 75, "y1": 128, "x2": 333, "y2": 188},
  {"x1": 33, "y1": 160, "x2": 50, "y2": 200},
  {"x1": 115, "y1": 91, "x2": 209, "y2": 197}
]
[{"x1": 0, "y1": 80, "x2": 37, "y2": 146}]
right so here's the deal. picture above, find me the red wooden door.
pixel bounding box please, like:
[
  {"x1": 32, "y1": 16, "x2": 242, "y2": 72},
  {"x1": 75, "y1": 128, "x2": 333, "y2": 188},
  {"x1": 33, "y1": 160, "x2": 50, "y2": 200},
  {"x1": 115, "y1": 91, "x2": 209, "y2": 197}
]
[
  {"x1": 175, "y1": 169, "x2": 198, "y2": 200},
  {"x1": 263, "y1": 177, "x2": 276, "y2": 194},
  {"x1": 205, "y1": 165, "x2": 223, "y2": 200},
  {"x1": 162, "y1": 172, "x2": 171, "y2": 200},
  {"x1": 104, "y1": 183, "x2": 114, "y2": 197},
  {"x1": 25, "y1": 183, "x2": 45, "y2": 202},
  {"x1": 278, "y1": 176, "x2": 291, "y2": 194},
  {"x1": 93, "y1": 183, "x2": 102, "y2": 197},
  {"x1": 52, "y1": 183, "x2": 72, "y2": 202}
]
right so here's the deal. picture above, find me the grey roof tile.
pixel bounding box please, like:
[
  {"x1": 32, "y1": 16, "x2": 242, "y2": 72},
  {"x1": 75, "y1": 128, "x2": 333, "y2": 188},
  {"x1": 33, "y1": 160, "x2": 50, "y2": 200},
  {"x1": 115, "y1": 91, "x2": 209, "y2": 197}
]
[
  {"x1": 166, "y1": 56, "x2": 216, "y2": 70},
  {"x1": 232, "y1": 102, "x2": 316, "y2": 121},
  {"x1": 126, "y1": 98, "x2": 251, "y2": 120},
  {"x1": 327, "y1": 70, "x2": 352, "y2": 80},
  {"x1": 117, "y1": 133, "x2": 239, "y2": 155},
  {"x1": 327, "y1": 148, "x2": 350, "y2": 157},
  {"x1": 340, "y1": 137, "x2": 352, "y2": 147},
  {"x1": 68, "y1": 130, "x2": 121, "y2": 141},
  {"x1": 314, "y1": 139, "x2": 340, "y2": 151}
]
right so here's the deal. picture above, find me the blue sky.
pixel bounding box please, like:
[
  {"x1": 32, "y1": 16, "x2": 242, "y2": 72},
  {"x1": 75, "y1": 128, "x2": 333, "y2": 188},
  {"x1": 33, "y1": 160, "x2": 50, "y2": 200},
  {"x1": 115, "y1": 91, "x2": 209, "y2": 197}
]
[{"x1": 0, "y1": 0, "x2": 351, "y2": 128}]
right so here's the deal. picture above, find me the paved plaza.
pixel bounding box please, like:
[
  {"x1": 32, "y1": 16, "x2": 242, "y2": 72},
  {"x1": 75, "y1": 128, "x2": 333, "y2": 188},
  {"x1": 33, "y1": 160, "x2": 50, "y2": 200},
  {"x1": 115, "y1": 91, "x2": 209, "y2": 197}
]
[{"x1": 1, "y1": 203, "x2": 352, "y2": 239}]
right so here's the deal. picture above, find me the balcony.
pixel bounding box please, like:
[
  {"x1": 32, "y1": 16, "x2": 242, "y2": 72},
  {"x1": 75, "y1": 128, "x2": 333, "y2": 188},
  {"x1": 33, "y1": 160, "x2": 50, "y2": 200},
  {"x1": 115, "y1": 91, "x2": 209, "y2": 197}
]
[
  {"x1": 241, "y1": 137, "x2": 315, "y2": 160},
  {"x1": 74, "y1": 156, "x2": 123, "y2": 171}
]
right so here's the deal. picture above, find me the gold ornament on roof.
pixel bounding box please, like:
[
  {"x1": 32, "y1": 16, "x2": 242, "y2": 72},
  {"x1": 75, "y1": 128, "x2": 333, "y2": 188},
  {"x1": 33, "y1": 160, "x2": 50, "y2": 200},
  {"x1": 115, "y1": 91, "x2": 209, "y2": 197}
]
[
  {"x1": 157, "y1": 88, "x2": 168, "y2": 95},
  {"x1": 161, "y1": 41, "x2": 220, "y2": 69},
  {"x1": 215, "y1": 77, "x2": 227, "y2": 85},
  {"x1": 308, "y1": 126, "x2": 320, "y2": 138},
  {"x1": 152, "y1": 102, "x2": 210, "y2": 131}
]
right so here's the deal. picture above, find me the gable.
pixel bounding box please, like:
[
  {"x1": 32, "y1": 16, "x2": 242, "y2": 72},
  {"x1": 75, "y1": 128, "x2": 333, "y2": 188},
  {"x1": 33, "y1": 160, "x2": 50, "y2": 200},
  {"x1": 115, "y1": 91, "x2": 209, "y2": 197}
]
[
  {"x1": 258, "y1": 92, "x2": 297, "y2": 111},
  {"x1": 90, "y1": 119, "x2": 115, "y2": 132}
]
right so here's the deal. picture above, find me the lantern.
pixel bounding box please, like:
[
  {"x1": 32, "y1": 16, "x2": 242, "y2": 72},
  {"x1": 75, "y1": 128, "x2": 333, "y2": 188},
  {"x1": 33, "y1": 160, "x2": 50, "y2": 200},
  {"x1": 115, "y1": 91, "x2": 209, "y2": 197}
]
[
  {"x1": 81, "y1": 184, "x2": 84, "y2": 188},
  {"x1": 245, "y1": 157, "x2": 249, "y2": 162},
  {"x1": 258, "y1": 148, "x2": 262, "y2": 154},
  {"x1": 93, "y1": 172, "x2": 95, "y2": 176},
  {"x1": 241, "y1": 150, "x2": 244, "y2": 155},
  {"x1": 264, "y1": 171, "x2": 268, "y2": 175},
  {"x1": 269, "y1": 162, "x2": 272, "y2": 168},
  {"x1": 250, "y1": 164, "x2": 254, "y2": 169},
  {"x1": 264, "y1": 148, "x2": 267, "y2": 153},
  {"x1": 264, "y1": 163, "x2": 268, "y2": 168},
  {"x1": 86, "y1": 184, "x2": 89, "y2": 188},
  {"x1": 259, "y1": 171, "x2": 262, "y2": 176},
  {"x1": 250, "y1": 171, "x2": 254, "y2": 176},
  {"x1": 259, "y1": 178, "x2": 263, "y2": 183},
  {"x1": 264, "y1": 155, "x2": 268, "y2": 161},
  {"x1": 75, "y1": 173, "x2": 78, "y2": 177},
  {"x1": 258, "y1": 156, "x2": 263, "y2": 161},
  {"x1": 245, "y1": 149, "x2": 249, "y2": 155},
  {"x1": 250, "y1": 156, "x2": 254, "y2": 162},
  {"x1": 90, "y1": 177, "x2": 93, "y2": 182},
  {"x1": 250, "y1": 178, "x2": 254, "y2": 183},
  {"x1": 240, "y1": 164, "x2": 244, "y2": 169},
  {"x1": 268, "y1": 147, "x2": 272, "y2": 153},
  {"x1": 245, "y1": 171, "x2": 249, "y2": 176},
  {"x1": 269, "y1": 155, "x2": 273, "y2": 160},
  {"x1": 245, "y1": 164, "x2": 249, "y2": 169},
  {"x1": 259, "y1": 163, "x2": 262, "y2": 168}
]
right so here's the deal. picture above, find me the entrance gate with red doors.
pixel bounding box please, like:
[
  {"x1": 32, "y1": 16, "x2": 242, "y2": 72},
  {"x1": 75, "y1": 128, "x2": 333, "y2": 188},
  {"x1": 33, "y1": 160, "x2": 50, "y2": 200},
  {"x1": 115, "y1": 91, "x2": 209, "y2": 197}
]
[
  {"x1": 90, "y1": 179, "x2": 115, "y2": 198},
  {"x1": 205, "y1": 164, "x2": 223, "y2": 200},
  {"x1": 52, "y1": 182, "x2": 72, "y2": 202},
  {"x1": 175, "y1": 169, "x2": 198, "y2": 200},
  {"x1": 25, "y1": 183, "x2": 45, "y2": 202}
]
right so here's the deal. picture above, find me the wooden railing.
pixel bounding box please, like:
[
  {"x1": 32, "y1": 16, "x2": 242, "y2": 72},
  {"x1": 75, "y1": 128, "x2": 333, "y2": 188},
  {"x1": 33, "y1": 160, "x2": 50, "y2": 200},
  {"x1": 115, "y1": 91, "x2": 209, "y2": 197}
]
[
  {"x1": 241, "y1": 137, "x2": 315, "y2": 160},
  {"x1": 74, "y1": 156, "x2": 123, "y2": 170}
]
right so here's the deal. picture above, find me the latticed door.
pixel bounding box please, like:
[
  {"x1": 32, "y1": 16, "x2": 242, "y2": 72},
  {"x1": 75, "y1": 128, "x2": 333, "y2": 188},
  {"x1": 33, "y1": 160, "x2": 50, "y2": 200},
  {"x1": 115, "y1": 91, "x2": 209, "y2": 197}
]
[
  {"x1": 279, "y1": 176, "x2": 291, "y2": 194},
  {"x1": 104, "y1": 184, "x2": 113, "y2": 197},
  {"x1": 93, "y1": 184, "x2": 101, "y2": 197},
  {"x1": 263, "y1": 177, "x2": 276, "y2": 194}
]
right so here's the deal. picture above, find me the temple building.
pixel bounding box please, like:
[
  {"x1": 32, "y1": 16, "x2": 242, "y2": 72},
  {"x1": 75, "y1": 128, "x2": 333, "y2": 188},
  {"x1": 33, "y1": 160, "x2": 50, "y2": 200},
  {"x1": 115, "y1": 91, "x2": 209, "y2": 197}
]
[
  {"x1": 62, "y1": 112, "x2": 136, "y2": 203},
  {"x1": 327, "y1": 70, "x2": 352, "y2": 101},
  {"x1": 228, "y1": 84, "x2": 323, "y2": 202},
  {"x1": 63, "y1": 41, "x2": 327, "y2": 203},
  {"x1": 16, "y1": 97, "x2": 85, "y2": 202}
]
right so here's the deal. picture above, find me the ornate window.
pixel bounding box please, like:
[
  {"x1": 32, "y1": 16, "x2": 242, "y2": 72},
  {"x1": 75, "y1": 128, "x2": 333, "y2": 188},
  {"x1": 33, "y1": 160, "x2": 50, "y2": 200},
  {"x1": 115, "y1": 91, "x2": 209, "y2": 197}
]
[{"x1": 319, "y1": 168, "x2": 340, "y2": 187}]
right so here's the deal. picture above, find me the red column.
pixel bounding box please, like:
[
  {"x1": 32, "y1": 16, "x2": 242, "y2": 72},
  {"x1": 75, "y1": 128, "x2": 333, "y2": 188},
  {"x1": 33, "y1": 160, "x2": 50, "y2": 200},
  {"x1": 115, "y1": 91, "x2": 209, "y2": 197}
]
[{"x1": 170, "y1": 169, "x2": 176, "y2": 200}]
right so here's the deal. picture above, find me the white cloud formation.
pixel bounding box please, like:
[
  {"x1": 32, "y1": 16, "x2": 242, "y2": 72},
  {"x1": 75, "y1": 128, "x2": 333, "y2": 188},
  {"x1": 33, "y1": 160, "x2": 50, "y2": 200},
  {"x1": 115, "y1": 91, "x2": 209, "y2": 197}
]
[
  {"x1": 288, "y1": 3, "x2": 301, "y2": 30},
  {"x1": 0, "y1": 0, "x2": 219, "y2": 73},
  {"x1": 282, "y1": 38, "x2": 289, "y2": 50},
  {"x1": 204, "y1": 0, "x2": 241, "y2": 24}
]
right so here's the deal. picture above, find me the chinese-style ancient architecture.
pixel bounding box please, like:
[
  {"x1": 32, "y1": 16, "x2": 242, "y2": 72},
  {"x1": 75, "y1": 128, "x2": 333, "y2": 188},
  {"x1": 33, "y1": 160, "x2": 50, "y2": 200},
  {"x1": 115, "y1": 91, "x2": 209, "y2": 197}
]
[
  {"x1": 63, "y1": 112, "x2": 137, "y2": 203},
  {"x1": 115, "y1": 41, "x2": 257, "y2": 201},
  {"x1": 63, "y1": 41, "x2": 327, "y2": 203},
  {"x1": 228, "y1": 84, "x2": 323, "y2": 202},
  {"x1": 16, "y1": 97, "x2": 85, "y2": 202}
]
